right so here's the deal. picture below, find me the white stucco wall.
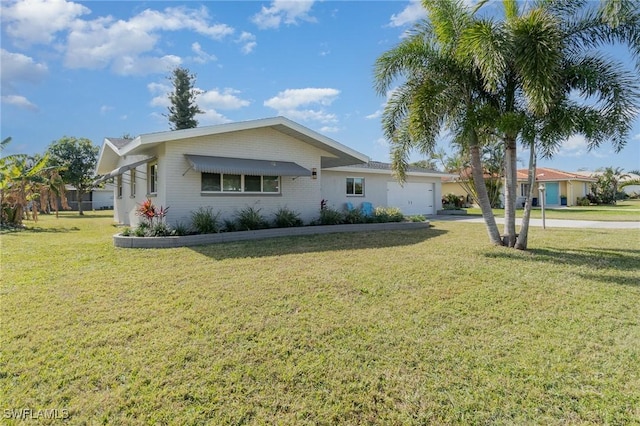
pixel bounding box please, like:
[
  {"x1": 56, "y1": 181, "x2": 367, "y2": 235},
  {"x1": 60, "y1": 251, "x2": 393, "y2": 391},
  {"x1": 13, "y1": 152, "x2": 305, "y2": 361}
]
[
  {"x1": 321, "y1": 169, "x2": 443, "y2": 215},
  {"x1": 158, "y1": 127, "x2": 327, "y2": 225}
]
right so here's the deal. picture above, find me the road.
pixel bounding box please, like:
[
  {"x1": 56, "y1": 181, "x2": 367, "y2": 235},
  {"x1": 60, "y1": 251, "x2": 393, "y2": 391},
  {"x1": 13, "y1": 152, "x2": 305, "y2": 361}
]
[{"x1": 433, "y1": 215, "x2": 640, "y2": 229}]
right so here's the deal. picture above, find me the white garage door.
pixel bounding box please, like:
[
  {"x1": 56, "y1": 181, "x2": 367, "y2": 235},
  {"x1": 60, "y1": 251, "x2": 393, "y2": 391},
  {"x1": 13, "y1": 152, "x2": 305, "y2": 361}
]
[{"x1": 387, "y1": 182, "x2": 434, "y2": 215}]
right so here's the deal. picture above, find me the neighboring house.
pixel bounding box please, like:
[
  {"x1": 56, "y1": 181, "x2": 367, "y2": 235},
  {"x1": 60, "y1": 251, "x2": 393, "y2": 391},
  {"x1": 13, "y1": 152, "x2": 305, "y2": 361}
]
[
  {"x1": 442, "y1": 167, "x2": 597, "y2": 207},
  {"x1": 516, "y1": 167, "x2": 597, "y2": 207},
  {"x1": 95, "y1": 116, "x2": 447, "y2": 226},
  {"x1": 64, "y1": 183, "x2": 115, "y2": 211}
]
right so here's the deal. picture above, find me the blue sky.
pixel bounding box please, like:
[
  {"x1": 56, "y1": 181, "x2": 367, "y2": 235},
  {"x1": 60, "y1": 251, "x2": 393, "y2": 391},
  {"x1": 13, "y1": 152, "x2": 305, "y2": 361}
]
[{"x1": 1, "y1": 0, "x2": 639, "y2": 173}]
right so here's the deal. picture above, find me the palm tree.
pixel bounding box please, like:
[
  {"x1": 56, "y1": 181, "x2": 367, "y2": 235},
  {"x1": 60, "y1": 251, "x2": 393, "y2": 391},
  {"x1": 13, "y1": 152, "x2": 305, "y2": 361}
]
[
  {"x1": 374, "y1": 0, "x2": 504, "y2": 245},
  {"x1": 460, "y1": 0, "x2": 639, "y2": 249}
]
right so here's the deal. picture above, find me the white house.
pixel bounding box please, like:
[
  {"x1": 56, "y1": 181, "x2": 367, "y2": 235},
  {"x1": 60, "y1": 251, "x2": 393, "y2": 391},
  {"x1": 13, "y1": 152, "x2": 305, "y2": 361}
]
[{"x1": 95, "y1": 117, "x2": 447, "y2": 226}]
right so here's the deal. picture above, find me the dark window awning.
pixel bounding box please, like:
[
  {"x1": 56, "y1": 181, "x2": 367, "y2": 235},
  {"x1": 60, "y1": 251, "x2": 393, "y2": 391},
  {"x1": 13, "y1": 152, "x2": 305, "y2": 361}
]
[
  {"x1": 94, "y1": 156, "x2": 156, "y2": 184},
  {"x1": 185, "y1": 154, "x2": 311, "y2": 177}
]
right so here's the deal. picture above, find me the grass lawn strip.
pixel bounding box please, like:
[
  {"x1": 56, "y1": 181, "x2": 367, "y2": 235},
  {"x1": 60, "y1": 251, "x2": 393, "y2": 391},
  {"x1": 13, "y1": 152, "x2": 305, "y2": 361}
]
[{"x1": 1, "y1": 212, "x2": 639, "y2": 424}]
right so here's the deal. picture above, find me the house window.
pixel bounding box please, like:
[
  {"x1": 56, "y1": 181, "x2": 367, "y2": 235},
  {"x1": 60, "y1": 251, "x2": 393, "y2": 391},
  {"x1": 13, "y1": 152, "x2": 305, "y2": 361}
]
[
  {"x1": 346, "y1": 177, "x2": 364, "y2": 196},
  {"x1": 117, "y1": 175, "x2": 123, "y2": 198},
  {"x1": 201, "y1": 173, "x2": 281, "y2": 194},
  {"x1": 130, "y1": 169, "x2": 136, "y2": 197},
  {"x1": 520, "y1": 183, "x2": 530, "y2": 197},
  {"x1": 148, "y1": 162, "x2": 158, "y2": 195}
]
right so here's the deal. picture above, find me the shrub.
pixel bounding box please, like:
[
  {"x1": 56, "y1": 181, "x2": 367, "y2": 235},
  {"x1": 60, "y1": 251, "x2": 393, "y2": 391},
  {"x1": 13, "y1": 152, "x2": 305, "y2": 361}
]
[
  {"x1": 120, "y1": 226, "x2": 132, "y2": 236},
  {"x1": 576, "y1": 196, "x2": 590, "y2": 207},
  {"x1": 408, "y1": 215, "x2": 426, "y2": 222},
  {"x1": 190, "y1": 207, "x2": 220, "y2": 234},
  {"x1": 319, "y1": 207, "x2": 344, "y2": 225},
  {"x1": 374, "y1": 206, "x2": 404, "y2": 223},
  {"x1": 133, "y1": 221, "x2": 149, "y2": 237},
  {"x1": 172, "y1": 221, "x2": 189, "y2": 236},
  {"x1": 344, "y1": 208, "x2": 365, "y2": 224},
  {"x1": 236, "y1": 206, "x2": 269, "y2": 230},
  {"x1": 273, "y1": 207, "x2": 303, "y2": 228},
  {"x1": 222, "y1": 219, "x2": 237, "y2": 232},
  {"x1": 442, "y1": 193, "x2": 464, "y2": 209},
  {"x1": 149, "y1": 222, "x2": 173, "y2": 237}
]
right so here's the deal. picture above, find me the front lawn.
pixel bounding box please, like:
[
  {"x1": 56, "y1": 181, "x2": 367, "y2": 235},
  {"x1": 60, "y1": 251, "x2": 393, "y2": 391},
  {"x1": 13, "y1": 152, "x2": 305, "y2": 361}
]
[{"x1": 2, "y1": 212, "x2": 639, "y2": 424}]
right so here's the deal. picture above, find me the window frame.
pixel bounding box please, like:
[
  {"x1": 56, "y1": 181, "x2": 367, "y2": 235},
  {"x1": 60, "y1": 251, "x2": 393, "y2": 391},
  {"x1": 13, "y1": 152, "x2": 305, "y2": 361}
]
[
  {"x1": 130, "y1": 169, "x2": 136, "y2": 198},
  {"x1": 116, "y1": 175, "x2": 123, "y2": 199},
  {"x1": 346, "y1": 177, "x2": 365, "y2": 196},
  {"x1": 200, "y1": 172, "x2": 281, "y2": 194},
  {"x1": 148, "y1": 162, "x2": 158, "y2": 195}
]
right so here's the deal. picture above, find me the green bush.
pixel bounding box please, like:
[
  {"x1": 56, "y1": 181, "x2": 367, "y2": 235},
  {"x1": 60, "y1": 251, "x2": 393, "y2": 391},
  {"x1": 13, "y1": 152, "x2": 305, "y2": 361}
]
[
  {"x1": 273, "y1": 207, "x2": 303, "y2": 228},
  {"x1": 236, "y1": 206, "x2": 269, "y2": 230},
  {"x1": 190, "y1": 207, "x2": 220, "y2": 234},
  {"x1": 222, "y1": 219, "x2": 237, "y2": 232},
  {"x1": 172, "y1": 221, "x2": 189, "y2": 236},
  {"x1": 344, "y1": 208, "x2": 365, "y2": 224},
  {"x1": 120, "y1": 226, "x2": 132, "y2": 236},
  {"x1": 319, "y1": 207, "x2": 344, "y2": 225},
  {"x1": 374, "y1": 206, "x2": 404, "y2": 222},
  {"x1": 408, "y1": 215, "x2": 426, "y2": 222},
  {"x1": 576, "y1": 196, "x2": 590, "y2": 207},
  {"x1": 149, "y1": 222, "x2": 173, "y2": 237}
]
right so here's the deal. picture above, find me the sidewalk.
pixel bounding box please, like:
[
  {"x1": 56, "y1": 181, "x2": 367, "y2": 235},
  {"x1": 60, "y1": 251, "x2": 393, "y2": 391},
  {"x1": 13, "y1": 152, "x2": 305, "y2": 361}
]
[{"x1": 432, "y1": 215, "x2": 640, "y2": 229}]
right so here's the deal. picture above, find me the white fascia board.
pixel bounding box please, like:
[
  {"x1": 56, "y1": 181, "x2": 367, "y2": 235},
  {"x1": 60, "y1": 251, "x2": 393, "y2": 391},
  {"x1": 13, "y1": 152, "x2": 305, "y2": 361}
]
[{"x1": 324, "y1": 166, "x2": 455, "y2": 178}]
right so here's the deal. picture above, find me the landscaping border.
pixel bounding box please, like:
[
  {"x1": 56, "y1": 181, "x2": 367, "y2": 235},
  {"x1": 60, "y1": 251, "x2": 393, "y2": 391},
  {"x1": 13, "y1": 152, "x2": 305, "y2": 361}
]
[{"x1": 114, "y1": 221, "x2": 430, "y2": 248}]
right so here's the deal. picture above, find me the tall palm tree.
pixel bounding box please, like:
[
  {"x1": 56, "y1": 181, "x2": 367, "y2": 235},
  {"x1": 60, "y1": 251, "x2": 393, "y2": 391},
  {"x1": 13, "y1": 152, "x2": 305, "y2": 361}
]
[
  {"x1": 460, "y1": 0, "x2": 639, "y2": 248},
  {"x1": 374, "y1": 0, "x2": 504, "y2": 245}
]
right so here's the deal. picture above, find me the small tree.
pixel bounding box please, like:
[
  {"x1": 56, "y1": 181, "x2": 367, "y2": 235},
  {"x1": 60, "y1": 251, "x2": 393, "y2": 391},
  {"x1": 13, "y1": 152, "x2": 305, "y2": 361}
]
[
  {"x1": 166, "y1": 67, "x2": 203, "y2": 130},
  {"x1": 589, "y1": 167, "x2": 629, "y2": 205},
  {"x1": 47, "y1": 137, "x2": 98, "y2": 215}
]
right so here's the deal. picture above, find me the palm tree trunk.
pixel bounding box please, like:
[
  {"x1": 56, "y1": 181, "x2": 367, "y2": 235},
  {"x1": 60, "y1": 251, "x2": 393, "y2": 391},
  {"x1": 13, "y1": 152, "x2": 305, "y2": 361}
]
[
  {"x1": 470, "y1": 131, "x2": 503, "y2": 245},
  {"x1": 503, "y1": 136, "x2": 518, "y2": 247},
  {"x1": 515, "y1": 144, "x2": 536, "y2": 250}
]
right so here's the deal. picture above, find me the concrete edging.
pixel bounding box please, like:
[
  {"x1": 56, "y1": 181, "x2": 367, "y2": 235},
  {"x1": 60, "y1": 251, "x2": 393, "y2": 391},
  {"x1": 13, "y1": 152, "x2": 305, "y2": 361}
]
[{"x1": 114, "y1": 221, "x2": 431, "y2": 248}]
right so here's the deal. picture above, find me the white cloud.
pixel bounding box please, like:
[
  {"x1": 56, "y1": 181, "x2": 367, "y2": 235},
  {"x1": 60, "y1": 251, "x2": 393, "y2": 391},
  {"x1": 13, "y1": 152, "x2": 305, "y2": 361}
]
[
  {"x1": 558, "y1": 134, "x2": 607, "y2": 158},
  {"x1": 1, "y1": 95, "x2": 38, "y2": 111},
  {"x1": 388, "y1": 0, "x2": 426, "y2": 27},
  {"x1": 320, "y1": 126, "x2": 339, "y2": 133},
  {"x1": 1, "y1": 0, "x2": 90, "y2": 45},
  {"x1": 633, "y1": 133, "x2": 640, "y2": 141},
  {"x1": 148, "y1": 82, "x2": 172, "y2": 108},
  {"x1": 42, "y1": 5, "x2": 232, "y2": 75},
  {"x1": 237, "y1": 32, "x2": 257, "y2": 54},
  {"x1": 252, "y1": 0, "x2": 316, "y2": 30},
  {"x1": 198, "y1": 88, "x2": 250, "y2": 110},
  {"x1": 198, "y1": 109, "x2": 233, "y2": 126},
  {"x1": 0, "y1": 49, "x2": 48, "y2": 91},
  {"x1": 191, "y1": 42, "x2": 217, "y2": 64},
  {"x1": 100, "y1": 105, "x2": 113, "y2": 115},
  {"x1": 264, "y1": 88, "x2": 340, "y2": 123}
]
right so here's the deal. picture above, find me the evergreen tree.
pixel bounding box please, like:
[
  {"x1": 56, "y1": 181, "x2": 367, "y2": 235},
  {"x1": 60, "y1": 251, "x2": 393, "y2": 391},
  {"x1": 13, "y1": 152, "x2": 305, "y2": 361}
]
[{"x1": 166, "y1": 67, "x2": 203, "y2": 130}]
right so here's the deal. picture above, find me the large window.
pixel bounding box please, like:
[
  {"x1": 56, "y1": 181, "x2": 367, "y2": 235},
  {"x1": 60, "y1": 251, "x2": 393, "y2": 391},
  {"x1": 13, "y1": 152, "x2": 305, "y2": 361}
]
[
  {"x1": 201, "y1": 173, "x2": 280, "y2": 194},
  {"x1": 346, "y1": 177, "x2": 364, "y2": 196},
  {"x1": 148, "y1": 162, "x2": 158, "y2": 195}
]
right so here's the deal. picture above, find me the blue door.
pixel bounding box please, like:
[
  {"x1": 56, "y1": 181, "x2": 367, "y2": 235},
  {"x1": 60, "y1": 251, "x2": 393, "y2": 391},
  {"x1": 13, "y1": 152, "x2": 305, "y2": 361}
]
[{"x1": 545, "y1": 182, "x2": 559, "y2": 205}]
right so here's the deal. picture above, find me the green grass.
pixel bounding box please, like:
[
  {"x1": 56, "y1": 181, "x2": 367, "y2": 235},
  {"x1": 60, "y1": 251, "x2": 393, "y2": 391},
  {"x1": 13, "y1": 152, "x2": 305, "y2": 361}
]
[
  {"x1": 2, "y1": 212, "x2": 640, "y2": 425},
  {"x1": 466, "y1": 199, "x2": 640, "y2": 221}
]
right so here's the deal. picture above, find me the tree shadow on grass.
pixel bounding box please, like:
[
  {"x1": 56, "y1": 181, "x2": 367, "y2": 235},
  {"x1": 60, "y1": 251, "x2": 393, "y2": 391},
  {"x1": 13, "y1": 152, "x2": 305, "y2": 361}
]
[
  {"x1": 1, "y1": 225, "x2": 81, "y2": 234},
  {"x1": 484, "y1": 247, "x2": 640, "y2": 287},
  {"x1": 189, "y1": 228, "x2": 448, "y2": 260}
]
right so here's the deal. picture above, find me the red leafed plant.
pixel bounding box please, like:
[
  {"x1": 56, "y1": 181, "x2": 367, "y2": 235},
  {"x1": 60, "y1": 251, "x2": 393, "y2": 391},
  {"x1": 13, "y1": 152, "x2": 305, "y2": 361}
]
[{"x1": 136, "y1": 198, "x2": 169, "y2": 225}]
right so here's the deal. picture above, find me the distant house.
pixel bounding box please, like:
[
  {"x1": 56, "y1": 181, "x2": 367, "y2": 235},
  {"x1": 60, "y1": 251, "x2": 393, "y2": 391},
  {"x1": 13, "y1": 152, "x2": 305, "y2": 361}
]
[
  {"x1": 95, "y1": 116, "x2": 448, "y2": 226},
  {"x1": 64, "y1": 183, "x2": 115, "y2": 211},
  {"x1": 441, "y1": 167, "x2": 597, "y2": 207},
  {"x1": 516, "y1": 167, "x2": 597, "y2": 207},
  {"x1": 574, "y1": 171, "x2": 640, "y2": 198}
]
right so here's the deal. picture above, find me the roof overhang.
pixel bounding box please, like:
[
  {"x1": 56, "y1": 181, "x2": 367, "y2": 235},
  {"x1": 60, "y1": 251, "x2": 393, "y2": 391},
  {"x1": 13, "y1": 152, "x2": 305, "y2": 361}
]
[
  {"x1": 94, "y1": 156, "x2": 156, "y2": 184},
  {"x1": 185, "y1": 154, "x2": 311, "y2": 177},
  {"x1": 324, "y1": 165, "x2": 455, "y2": 179}
]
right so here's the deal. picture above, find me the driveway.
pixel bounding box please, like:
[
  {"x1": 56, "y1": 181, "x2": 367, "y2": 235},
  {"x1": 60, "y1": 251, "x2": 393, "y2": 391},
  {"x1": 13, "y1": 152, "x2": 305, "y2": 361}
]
[{"x1": 433, "y1": 215, "x2": 640, "y2": 229}]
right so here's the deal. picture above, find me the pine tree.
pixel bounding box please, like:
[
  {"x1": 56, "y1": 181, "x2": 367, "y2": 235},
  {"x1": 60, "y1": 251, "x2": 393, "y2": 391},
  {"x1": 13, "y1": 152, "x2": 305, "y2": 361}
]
[{"x1": 166, "y1": 67, "x2": 203, "y2": 130}]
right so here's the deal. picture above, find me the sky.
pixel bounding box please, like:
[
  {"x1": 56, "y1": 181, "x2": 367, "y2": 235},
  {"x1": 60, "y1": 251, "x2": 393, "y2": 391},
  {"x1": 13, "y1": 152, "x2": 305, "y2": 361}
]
[{"x1": 1, "y1": 0, "x2": 639, "y2": 173}]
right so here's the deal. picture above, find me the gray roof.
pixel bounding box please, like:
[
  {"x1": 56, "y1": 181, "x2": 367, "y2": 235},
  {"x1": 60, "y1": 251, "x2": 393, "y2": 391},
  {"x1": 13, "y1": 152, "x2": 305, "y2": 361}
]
[
  {"x1": 105, "y1": 137, "x2": 133, "y2": 149},
  {"x1": 185, "y1": 154, "x2": 311, "y2": 177},
  {"x1": 348, "y1": 161, "x2": 445, "y2": 174}
]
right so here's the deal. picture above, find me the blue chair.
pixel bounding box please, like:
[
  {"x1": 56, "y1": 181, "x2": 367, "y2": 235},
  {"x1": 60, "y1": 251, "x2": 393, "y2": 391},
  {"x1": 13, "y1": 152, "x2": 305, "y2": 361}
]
[
  {"x1": 345, "y1": 202, "x2": 354, "y2": 211},
  {"x1": 361, "y1": 202, "x2": 373, "y2": 217}
]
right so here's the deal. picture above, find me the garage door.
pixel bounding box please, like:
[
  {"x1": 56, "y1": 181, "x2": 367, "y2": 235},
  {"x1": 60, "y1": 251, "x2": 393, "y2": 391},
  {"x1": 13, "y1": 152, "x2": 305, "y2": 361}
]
[{"x1": 387, "y1": 182, "x2": 434, "y2": 215}]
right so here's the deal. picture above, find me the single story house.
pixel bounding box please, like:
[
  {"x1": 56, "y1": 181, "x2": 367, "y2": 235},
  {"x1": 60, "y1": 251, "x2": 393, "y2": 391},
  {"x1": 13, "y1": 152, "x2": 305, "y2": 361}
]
[
  {"x1": 441, "y1": 167, "x2": 597, "y2": 207},
  {"x1": 516, "y1": 168, "x2": 597, "y2": 207},
  {"x1": 64, "y1": 183, "x2": 115, "y2": 211},
  {"x1": 95, "y1": 116, "x2": 448, "y2": 226},
  {"x1": 574, "y1": 170, "x2": 640, "y2": 197}
]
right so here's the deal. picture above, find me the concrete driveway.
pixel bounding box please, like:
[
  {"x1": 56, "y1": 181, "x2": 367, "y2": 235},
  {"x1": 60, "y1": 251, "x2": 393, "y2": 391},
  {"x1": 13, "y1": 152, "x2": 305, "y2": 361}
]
[{"x1": 433, "y1": 215, "x2": 640, "y2": 229}]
